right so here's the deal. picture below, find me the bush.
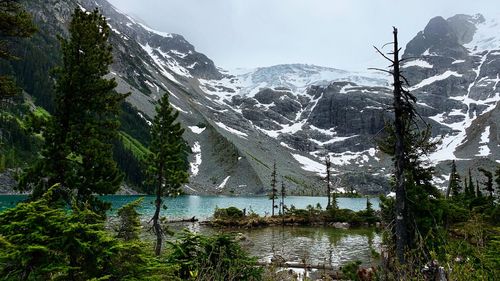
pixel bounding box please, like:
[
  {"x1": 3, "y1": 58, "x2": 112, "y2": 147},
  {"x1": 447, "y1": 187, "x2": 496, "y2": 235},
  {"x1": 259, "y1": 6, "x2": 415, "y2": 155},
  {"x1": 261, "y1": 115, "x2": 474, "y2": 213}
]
[
  {"x1": 167, "y1": 230, "x2": 262, "y2": 280},
  {"x1": 0, "y1": 187, "x2": 174, "y2": 281},
  {"x1": 214, "y1": 206, "x2": 244, "y2": 220}
]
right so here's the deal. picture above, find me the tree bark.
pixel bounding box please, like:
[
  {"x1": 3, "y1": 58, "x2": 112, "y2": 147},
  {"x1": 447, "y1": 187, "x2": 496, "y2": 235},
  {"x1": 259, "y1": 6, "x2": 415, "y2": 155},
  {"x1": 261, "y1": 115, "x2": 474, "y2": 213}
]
[{"x1": 392, "y1": 27, "x2": 408, "y2": 264}]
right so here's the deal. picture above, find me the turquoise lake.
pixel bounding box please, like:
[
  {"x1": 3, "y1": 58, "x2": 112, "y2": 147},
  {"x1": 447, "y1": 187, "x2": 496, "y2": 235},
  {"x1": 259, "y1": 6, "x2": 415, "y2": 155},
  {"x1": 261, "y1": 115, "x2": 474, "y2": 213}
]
[
  {"x1": 0, "y1": 195, "x2": 382, "y2": 269},
  {"x1": 0, "y1": 195, "x2": 380, "y2": 220}
]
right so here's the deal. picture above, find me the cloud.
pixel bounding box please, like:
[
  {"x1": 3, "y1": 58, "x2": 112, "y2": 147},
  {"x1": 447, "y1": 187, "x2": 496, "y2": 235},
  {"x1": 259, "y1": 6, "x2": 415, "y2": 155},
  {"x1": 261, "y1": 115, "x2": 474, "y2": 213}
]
[{"x1": 107, "y1": 0, "x2": 497, "y2": 70}]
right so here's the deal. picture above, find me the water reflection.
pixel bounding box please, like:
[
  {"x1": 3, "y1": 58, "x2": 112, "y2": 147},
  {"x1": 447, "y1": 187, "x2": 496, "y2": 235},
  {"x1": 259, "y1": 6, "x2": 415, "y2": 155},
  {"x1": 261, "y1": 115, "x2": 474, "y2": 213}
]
[{"x1": 241, "y1": 226, "x2": 380, "y2": 267}]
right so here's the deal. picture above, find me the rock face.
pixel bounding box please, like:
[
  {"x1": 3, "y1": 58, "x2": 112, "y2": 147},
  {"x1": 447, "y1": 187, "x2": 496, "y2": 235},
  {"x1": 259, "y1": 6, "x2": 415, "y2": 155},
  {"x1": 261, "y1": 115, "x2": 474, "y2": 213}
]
[{"x1": 10, "y1": 1, "x2": 500, "y2": 195}]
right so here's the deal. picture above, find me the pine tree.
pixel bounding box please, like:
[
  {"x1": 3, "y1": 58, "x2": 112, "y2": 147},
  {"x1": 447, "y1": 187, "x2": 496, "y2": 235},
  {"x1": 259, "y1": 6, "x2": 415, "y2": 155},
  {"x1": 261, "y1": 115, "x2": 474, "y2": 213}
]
[
  {"x1": 476, "y1": 179, "x2": 482, "y2": 198},
  {"x1": 468, "y1": 169, "x2": 476, "y2": 198},
  {"x1": 447, "y1": 160, "x2": 461, "y2": 198},
  {"x1": 464, "y1": 177, "x2": 470, "y2": 198},
  {"x1": 280, "y1": 179, "x2": 286, "y2": 216},
  {"x1": 269, "y1": 161, "x2": 278, "y2": 216},
  {"x1": 145, "y1": 92, "x2": 189, "y2": 256},
  {"x1": 325, "y1": 156, "x2": 332, "y2": 209},
  {"x1": 495, "y1": 166, "x2": 500, "y2": 195},
  {"x1": 18, "y1": 8, "x2": 124, "y2": 214},
  {"x1": 116, "y1": 198, "x2": 144, "y2": 241},
  {"x1": 0, "y1": 0, "x2": 36, "y2": 104},
  {"x1": 479, "y1": 168, "x2": 494, "y2": 198}
]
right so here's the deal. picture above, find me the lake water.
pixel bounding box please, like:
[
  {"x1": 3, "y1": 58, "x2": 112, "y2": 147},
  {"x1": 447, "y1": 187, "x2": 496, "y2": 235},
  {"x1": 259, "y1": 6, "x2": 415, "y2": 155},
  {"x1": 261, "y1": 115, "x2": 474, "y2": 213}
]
[
  {"x1": 0, "y1": 195, "x2": 380, "y2": 220},
  {"x1": 0, "y1": 195, "x2": 381, "y2": 270}
]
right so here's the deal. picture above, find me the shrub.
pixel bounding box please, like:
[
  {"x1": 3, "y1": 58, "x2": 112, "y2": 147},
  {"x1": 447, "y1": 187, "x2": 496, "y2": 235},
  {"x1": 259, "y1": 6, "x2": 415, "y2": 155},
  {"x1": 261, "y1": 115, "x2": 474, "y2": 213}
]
[
  {"x1": 167, "y1": 230, "x2": 262, "y2": 280},
  {"x1": 214, "y1": 206, "x2": 244, "y2": 220}
]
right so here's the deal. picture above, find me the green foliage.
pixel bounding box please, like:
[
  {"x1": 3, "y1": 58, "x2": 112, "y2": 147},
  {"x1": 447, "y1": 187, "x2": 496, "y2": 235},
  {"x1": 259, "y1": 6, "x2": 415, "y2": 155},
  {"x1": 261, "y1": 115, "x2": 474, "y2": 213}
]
[
  {"x1": 495, "y1": 166, "x2": 500, "y2": 193},
  {"x1": 112, "y1": 136, "x2": 147, "y2": 190},
  {"x1": 145, "y1": 92, "x2": 189, "y2": 197},
  {"x1": 145, "y1": 92, "x2": 189, "y2": 255},
  {"x1": 0, "y1": 0, "x2": 37, "y2": 103},
  {"x1": 18, "y1": 8, "x2": 125, "y2": 215},
  {"x1": 340, "y1": 260, "x2": 362, "y2": 281},
  {"x1": 448, "y1": 160, "x2": 461, "y2": 197},
  {"x1": 116, "y1": 198, "x2": 144, "y2": 241},
  {"x1": 0, "y1": 187, "x2": 165, "y2": 281},
  {"x1": 167, "y1": 230, "x2": 262, "y2": 281},
  {"x1": 213, "y1": 206, "x2": 244, "y2": 220},
  {"x1": 119, "y1": 102, "x2": 152, "y2": 147}
]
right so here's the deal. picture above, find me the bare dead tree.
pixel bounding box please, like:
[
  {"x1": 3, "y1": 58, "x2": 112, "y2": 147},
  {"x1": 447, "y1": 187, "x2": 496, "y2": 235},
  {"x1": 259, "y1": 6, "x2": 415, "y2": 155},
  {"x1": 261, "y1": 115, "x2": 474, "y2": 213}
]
[{"x1": 371, "y1": 27, "x2": 417, "y2": 264}]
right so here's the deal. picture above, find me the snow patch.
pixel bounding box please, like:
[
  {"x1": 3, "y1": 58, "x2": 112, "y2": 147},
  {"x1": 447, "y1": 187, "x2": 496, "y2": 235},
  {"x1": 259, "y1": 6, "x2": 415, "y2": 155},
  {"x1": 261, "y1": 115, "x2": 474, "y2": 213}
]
[
  {"x1": 190, "y1": 142, "x2": 202, "y2": 176},
  {"x1": 476, "y1": 126, "x2": 491, "y2": 156},
  {"x1": 403, "y1": 59, "x2": 433, "y2": 69},
  {"x1": 138, "y1": 22, "x2": 173, "y2": 38},
  {"x1": 188, "y1": 126, "x2": 206, "y2": 134},
  {"x1": 292, "y1": 154, "x2": 325, "y2": 176},
  {"x1": 218, "y1": 176, "x2": 231, "y2": 190},
  {"x1": 215, "y1": 122, "x2": 248, "y2": 138},
  {"x1": 409, "y1": 71, "x2": 463, "y2": 91}
]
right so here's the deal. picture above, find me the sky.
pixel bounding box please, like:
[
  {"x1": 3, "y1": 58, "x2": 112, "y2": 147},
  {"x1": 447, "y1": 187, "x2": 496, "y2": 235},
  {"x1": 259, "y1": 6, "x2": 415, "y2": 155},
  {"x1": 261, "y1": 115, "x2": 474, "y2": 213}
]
[{"x1": 107, "y1": 0, "x2": 497, "y2": 71}]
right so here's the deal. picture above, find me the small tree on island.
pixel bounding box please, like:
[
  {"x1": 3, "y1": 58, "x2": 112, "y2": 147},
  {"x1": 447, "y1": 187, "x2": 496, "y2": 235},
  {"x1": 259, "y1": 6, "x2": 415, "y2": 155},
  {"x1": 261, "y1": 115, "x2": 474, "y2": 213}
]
[
  {"x1": 280, "y1": 179, "x2": 286, "y2": 215},
  {"x1": 325, "y1": 156, "x2": 332, "y2": 209},
  {"x1": 145, "y1": 93, "x2": 189, "y2": 256},
  {"x1": 269, "y1": 161, "x2": 278, "y2": 216}
]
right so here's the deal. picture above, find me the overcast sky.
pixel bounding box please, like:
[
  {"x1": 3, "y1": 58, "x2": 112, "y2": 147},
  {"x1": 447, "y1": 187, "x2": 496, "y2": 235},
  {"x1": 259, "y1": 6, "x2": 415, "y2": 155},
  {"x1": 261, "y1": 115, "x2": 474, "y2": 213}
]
[{"x1": 108, "y1": 0, "x2": 496, "y2": 71}]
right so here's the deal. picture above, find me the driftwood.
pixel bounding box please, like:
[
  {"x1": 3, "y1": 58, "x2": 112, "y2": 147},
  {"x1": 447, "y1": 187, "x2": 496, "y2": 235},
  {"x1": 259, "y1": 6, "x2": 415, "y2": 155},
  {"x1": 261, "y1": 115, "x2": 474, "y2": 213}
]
[{"x1": 167, "y1": 216, "x2": 198, "y2": 223}]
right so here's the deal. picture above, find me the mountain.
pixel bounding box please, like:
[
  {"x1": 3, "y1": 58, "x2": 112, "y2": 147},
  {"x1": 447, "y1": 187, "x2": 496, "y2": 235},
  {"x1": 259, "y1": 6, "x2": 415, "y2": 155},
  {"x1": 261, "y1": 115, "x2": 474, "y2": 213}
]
[{"x1": 4, "y1": 0, "x2": 499, "y2": 195}]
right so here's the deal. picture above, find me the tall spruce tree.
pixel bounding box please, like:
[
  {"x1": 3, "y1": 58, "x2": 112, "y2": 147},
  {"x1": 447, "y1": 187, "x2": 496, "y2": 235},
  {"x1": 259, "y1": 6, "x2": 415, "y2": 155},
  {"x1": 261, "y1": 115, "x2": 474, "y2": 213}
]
[
  {"x1": 269, "y1": 161, "x2": 278, "y2": 216},
  {"x1": 145, "y1": 92, "x2": 189, "y2": 256},
  {"x1": 18, "y1": 8, "x2": 124, "y2": 214},
  {"x1": 447, "y1": 160, "x2": 461, "y2": 198},
  {"x1": 0, "y1": 0, "x2": 36, "y2": 104},
  {"x1": 468, "y1": 169, "x2": 476, "y2": 198},
  {"x1": 496, "y1": 166, "x2": 500, "y2": 195},
  {"x1": 325, "y1": 156, "x2": 332, "y2": 209}
]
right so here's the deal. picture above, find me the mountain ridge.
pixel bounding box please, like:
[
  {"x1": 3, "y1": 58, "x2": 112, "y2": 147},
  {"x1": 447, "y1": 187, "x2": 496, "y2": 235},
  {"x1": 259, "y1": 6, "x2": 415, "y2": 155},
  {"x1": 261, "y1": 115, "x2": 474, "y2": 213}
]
[{"x1": 3, "y1": 0, "x2": 499, "y2": 195}]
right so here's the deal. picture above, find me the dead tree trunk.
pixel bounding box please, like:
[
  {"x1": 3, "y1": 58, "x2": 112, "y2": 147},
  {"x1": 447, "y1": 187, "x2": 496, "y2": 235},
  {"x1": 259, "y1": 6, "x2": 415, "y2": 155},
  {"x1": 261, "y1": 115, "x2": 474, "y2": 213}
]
[{"x1": 391, "y1": 27, "x2": 409, "y2": 265}]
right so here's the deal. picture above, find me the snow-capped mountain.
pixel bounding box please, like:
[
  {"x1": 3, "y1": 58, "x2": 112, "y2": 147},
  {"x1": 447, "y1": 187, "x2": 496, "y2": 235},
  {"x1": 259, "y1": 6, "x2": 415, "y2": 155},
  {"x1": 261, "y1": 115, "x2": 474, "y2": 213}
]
[{"x1": 14, "y1": 0, "x2": 500, "y2": 194}]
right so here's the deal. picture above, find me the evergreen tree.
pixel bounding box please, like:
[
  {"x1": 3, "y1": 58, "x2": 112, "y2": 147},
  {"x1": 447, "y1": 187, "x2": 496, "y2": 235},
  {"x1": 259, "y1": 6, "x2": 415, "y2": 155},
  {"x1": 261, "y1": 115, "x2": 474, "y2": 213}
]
[
  {"x1": 447, "y1": 160, "x2": 461, "y2": 198},
  {"x1": 269, "y1": 161, "x2": 278, "y2": 216},
  {"x1": 479, "y1": 168, "x2": 494, "y2": 198},
  {"x1": 18, "y1": 8, "x2": 125, "y2": 215},
  {"x1": 468, "y1": 169, "x2": 476, "y2": 199},
  {"x1": 325, "y1": 156, "x2": 332, "y2": 209},
  {"x1": 280, "y1": 179, "x2": 286, "y2": 216},
  {"x1": 145, "y1": 92, "x2": 189, "y2": 256},
  {"x1": 116, "y1": 197, "x2": 144, "y2": 241},
  {"x1": 0, "y1": 0, "x2": 36, "y2": 104},
  {"x1": 464, "y1": 177, "x2": 470, "y2": 198},
  {"x1": 496, "y1": 166, "x2": 500, "y2": 195}
]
